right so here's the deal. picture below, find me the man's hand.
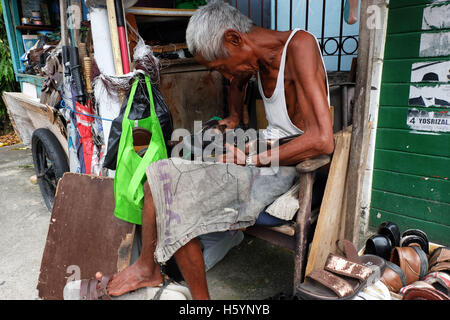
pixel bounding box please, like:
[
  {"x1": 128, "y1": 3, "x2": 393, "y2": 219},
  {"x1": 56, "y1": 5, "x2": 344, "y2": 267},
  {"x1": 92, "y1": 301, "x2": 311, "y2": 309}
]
[
  {"x1": 218, "y1": 115, "x2": 240, "y2": 130},
  {"x1": 217, "y1": 143, "x2": 247, "y2": 166}
]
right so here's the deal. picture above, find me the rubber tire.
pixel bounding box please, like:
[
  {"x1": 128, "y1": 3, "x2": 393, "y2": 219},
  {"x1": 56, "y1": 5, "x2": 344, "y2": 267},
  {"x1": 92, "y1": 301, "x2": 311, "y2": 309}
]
[{"x1": 31, "y1": 128, "x2": 69, "y2": 211}]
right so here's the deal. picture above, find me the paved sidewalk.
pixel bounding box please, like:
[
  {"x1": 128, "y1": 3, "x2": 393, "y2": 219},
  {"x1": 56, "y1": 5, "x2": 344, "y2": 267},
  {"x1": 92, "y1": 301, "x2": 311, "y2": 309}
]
[
  {"x1": 0, "y1": 144, "x2": 294, "y2": 300},
  {"x1": 0, "y1": 144, "x2": 48, "y2": 299}
]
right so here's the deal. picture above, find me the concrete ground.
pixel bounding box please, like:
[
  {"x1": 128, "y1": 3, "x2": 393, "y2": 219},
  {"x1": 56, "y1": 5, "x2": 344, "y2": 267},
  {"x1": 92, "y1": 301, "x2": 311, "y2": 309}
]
[{"x1": 0, "y1": 144, "x2": 294, "y2": 300}]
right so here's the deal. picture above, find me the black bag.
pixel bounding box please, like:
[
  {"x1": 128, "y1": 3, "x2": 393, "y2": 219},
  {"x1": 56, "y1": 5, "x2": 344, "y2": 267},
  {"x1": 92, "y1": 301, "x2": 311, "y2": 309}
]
[{"x1": 103, "y1": 75, "x2": 174, "y2": 170}]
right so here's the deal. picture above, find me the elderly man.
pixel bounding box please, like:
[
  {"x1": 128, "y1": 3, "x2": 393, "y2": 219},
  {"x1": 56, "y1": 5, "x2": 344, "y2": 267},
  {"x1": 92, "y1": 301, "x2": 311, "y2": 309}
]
[{"x1": 96, "y1": 1, "x2": 333, "y2": 300}]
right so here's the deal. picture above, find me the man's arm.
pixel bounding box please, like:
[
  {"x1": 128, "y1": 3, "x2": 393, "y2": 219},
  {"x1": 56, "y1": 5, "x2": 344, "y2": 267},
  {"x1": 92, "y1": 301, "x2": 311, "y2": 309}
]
[
  {"x1": 253, "y1": 32, "x2": 334, "y2": 166},
  {"x1": 218, "y1": 76, "x2": 250, "y2": 129}
]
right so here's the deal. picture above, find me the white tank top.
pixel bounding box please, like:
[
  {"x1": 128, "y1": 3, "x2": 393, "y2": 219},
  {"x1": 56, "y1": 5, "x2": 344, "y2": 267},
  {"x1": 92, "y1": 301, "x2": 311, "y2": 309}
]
[{"x1": 257, "y1": 29, "x2": 330, "y2": 139}]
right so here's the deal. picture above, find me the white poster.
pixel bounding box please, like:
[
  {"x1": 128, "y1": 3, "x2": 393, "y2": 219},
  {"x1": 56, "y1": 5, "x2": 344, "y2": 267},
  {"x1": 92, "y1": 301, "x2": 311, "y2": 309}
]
[
  {"x1": 409, "y1": 84, "x2": 450, "y2": 107},
  {"x1": 422, "y1": 3, "x2": 450, "y2": 30},
  {"x1": 409, "y1": 61, "x2": 450, "y2": 107},
  {"x1": 407, "y1": 109, "x2": 450, "y2": 132},
  {"x1": 419, "y1": 32, "x2": 450, "y2": 57},
  {"x1": 410, "y1": 61, "x2": 450, "y2": 83}
]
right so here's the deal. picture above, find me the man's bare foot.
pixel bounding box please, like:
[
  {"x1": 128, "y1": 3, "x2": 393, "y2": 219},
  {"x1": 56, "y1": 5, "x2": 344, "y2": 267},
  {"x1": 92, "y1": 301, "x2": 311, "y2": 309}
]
[{"x1": 96, "y1": 259, "x2": 163, "y2": 296}]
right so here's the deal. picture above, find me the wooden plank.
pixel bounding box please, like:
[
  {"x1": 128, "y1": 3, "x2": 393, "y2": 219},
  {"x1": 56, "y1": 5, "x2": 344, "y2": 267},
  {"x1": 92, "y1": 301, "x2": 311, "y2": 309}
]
[
  {"x1": 305, "y1": 129, "x2": 352, "y2": 275},
  {"x1": 371, "y1": 189, "x2": 450, "y2": 225},
  {"x1": 342, "y1": 0, "x2": 383, "y2": 246},
  {"x1": 159, "y1": 70, "x2": 224, "y2": 133},
  {"x1": 295, "y1": 155, "x2": 331, "y2": 173},
  {"x1": 59, "y1": 0, "x2": 68, "y2": 46},
  {"x1": 369, "y1": 208, "x2": 450, "y2": 246},
  {"x1": 37, "y1": 173, "x2": 135, "y2": 300},
  {"x1": 372, "y1": 169, "x2": 450, "y2": 203},
  {"x1": 245, "y1": 226, "x2": 295, "y2": 251},
  {"x1": 151, "y1": 43, "x2": 187, "y2": 53},
  {"x1": 375, "y1": 128, "x2": 450, "y2": 158},
  {"x1": 16, "y1": 24, "x2": 56, "y2": 31},
  {"x1": 373, "y1": 149, "x2": 449, "y2": 179},
  {"x1": 106, "y1": 0, "x2": 123, "y2": 75},
  {"x1": 2, "y1": 92, "x2": 68, "y2": 158},
  {"x1": 126, "y1": 7, "x2": 196, "y2": 17}
]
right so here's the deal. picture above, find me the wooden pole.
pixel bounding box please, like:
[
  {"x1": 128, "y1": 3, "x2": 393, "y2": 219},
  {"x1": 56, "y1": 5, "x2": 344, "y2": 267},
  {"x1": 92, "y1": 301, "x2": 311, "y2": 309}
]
[
  {"x1": 106, "y1": 0, "x2": 123, "y2": 75},
  {"x1": 72, "y1": 0, "x2": 82, "y2": 47},
  {"x1": 59, "y1": 0, "x2": 68, "y2": 46},
  {"x1": 342, "y1": 0, "x2": 382, "y2": 246}
]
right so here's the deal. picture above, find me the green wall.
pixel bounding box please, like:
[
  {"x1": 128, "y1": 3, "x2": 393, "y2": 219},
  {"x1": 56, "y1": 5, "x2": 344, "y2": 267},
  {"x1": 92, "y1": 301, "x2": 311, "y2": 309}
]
[{"x1": 370, "y1": 0, "x2": 450, "y2": 245}]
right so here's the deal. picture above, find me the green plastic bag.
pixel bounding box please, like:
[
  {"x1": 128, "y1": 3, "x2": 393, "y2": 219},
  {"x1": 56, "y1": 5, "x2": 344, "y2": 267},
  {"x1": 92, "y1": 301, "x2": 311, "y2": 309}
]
[{"x1": 114, "y1": 75, "x2": 168, "y2": 225}]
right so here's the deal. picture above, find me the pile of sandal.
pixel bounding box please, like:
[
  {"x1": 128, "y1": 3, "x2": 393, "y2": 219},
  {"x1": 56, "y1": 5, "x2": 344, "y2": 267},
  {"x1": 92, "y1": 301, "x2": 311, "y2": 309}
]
[
  {"x1": 296, "y1": 239, "x2": 389, "y2": 300},
  {"x1": 295, "y1": 228, "x2": 449, "y2": 301},
  {"x1": 364, "y1": 221, "x2": 449, "y2": 300}
]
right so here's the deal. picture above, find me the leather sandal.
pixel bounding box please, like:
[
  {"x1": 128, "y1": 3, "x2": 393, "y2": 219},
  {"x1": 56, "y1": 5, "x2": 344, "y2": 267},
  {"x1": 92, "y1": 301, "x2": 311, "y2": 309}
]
[
  {"x1": 380, "y1": 261, "x2": 407, "y2": 293},
  {"x1": 80, "y1": 275, "x2": 112, "y2": 300},
  {"x1": 401, "y1": 229, "x2": 429, "y2": 254},
  {"x1": 377, "y1": 221, "x2": 401, "y2": 248},
  {"x1": 296, "y1": 253, "x2": 378, "y2": 300},
  {"x1": 402, "y1": 287, "x2": 450, "y2": 300},
  {"x1": 400, "y1": 274, "x2": 450, "y2": 297},
  {"x1": 428, "y1": 246, "x2": 450, "y2": 273},
  {"x1": 390, "y1": 245, "x2": 429, "y2": 285},
  {"x1": 297, "y1": 240, "x2": 384, "y2": 300},
  {"x1": 423, "y1": 272, "x2": 450, "y2": 296},
  {"x1": 336, "y1": 239, "x2": 386, "y2": 281},
  {"x1": 365, "y1": 234, "x2": 392, "y2": 260}
]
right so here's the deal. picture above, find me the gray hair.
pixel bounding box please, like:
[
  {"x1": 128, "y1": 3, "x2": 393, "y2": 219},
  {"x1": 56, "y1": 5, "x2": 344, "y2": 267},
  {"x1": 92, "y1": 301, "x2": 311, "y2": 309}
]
[{"x1": 186, "y1": 1, "x2": 253, "y2": 61}]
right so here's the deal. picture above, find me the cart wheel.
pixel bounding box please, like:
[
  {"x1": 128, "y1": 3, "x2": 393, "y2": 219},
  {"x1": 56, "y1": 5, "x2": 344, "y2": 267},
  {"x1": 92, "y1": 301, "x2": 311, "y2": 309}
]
[{"x1": 32, "y1": 128, "x2": 69, "y2": 211}]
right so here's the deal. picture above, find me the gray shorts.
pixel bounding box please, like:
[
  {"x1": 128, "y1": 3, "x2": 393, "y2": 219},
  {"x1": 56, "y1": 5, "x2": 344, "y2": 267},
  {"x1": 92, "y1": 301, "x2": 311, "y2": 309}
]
[{"x1": 146, "y1": 158, "x2": 298, "y2": 264}]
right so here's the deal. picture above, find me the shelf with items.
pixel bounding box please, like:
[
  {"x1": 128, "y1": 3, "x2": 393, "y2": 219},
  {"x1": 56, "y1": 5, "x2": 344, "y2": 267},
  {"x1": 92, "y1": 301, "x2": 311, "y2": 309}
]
[{"x1": 16, "y1": 24, "x2": 57, "y2": 32}]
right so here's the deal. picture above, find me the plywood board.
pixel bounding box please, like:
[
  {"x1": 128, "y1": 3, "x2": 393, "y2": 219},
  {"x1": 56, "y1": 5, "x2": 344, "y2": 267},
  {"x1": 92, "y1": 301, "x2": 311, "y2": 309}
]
[
  {"x1": 37, "y1": 173, "x2": 135, "y2": 300},
  {"x1": 159, "y1": 70, "x2": 224, "y2": 133},
  {"x1": 2, "y1": 92, "x2": 68, "y2": 158},
  {"x1": 305, "y1": 129, "x2": 352, "y2": 275}
]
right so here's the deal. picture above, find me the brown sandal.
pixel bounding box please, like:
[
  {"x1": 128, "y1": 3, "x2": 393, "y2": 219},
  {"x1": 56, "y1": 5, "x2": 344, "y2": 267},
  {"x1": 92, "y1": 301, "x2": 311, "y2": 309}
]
[
  {"x1": 390, "y1": 245, "x2": 428, "y2": 285},
  {"x1": 429, "y1": 246, "x2": 450, "y2": 273},
  {"x1": 402, "y1": 287, "x2": 450, "y2": 300},
  {"x1": 296, "y1": 253, "x2": 378, "y2": 300},
  {"x1": 80, "y1": 275, "x2": 112, "y2": 300}
]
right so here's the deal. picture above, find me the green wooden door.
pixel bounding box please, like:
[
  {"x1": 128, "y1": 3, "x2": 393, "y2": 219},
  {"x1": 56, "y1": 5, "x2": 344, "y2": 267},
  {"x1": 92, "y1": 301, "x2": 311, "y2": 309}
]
[{"x1": 370, "y1": 0, "x2": 450, "y2": 245}]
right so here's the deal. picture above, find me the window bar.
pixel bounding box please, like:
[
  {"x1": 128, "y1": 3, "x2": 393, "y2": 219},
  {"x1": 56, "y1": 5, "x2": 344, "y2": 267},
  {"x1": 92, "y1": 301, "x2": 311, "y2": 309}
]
[
  {"x1": 289, "y1": 0, "x2": 293, "y2": 30},
  {"x1": 275, "y1": 0, "x2": 278, "y2": 30},
  {"x1": 261, "y1": 0, "x2": 264, "y2": 28},
  {"x1": 338, "y1": 0, "x2": 345, "y2": 71},
  {"x1": 320, "y1": 0, "x2": 326, "y2": 54},
  {"x1": 305, "y1": 0, "x2": 309, "y2": 31},
  {"x1": 248, "y1": 0, "x2": 251, "y2": 18}
]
